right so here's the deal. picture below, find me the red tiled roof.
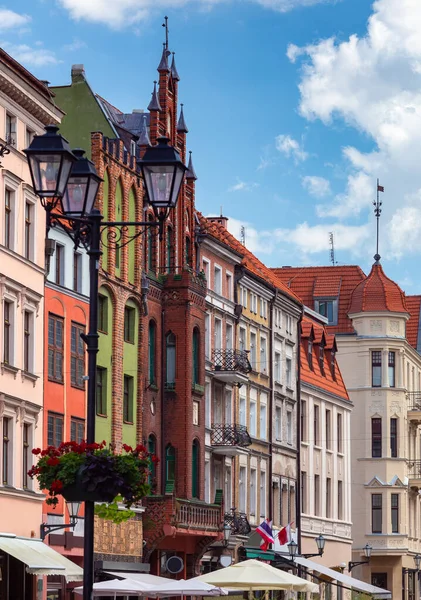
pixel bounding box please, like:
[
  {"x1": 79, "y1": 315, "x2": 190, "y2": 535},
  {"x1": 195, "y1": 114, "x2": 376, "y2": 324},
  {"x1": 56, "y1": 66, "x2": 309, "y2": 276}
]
[
  {"x1": 198, "y1": 214, "x2": 302, "y2": 305},
  {"x1": 404, "y1": 295, "x2": 421, "y2": 350},
  {"x1": 348, "y1": 262, "x2": 407, "y2": 314},
  {"x1": 273, "y1": 265, "x2": 366, "y2": 335},
  {"x1": 300, "y1": 316, "x2": 349, "y2": 401}
]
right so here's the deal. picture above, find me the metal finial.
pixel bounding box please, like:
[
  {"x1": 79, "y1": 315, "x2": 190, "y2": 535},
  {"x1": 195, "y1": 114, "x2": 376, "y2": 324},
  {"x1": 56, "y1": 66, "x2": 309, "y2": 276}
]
[
  {"x1": 373, "y1": 178, "x2": 384, "y2": 263},
  {"x1": 162, "y1": 16, "x2": 169, "y2": 51}
]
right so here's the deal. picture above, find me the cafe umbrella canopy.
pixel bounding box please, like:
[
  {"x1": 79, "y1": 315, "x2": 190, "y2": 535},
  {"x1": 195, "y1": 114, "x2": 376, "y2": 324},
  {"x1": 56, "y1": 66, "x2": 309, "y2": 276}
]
[{"x1": 194, "y1": 559, "x2": 319, "y2": 593}]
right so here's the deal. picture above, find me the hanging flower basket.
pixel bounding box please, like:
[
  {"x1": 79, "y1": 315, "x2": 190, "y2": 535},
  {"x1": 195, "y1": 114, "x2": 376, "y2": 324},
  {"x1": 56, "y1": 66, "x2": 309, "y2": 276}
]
[{"x1": 28, "y1": 441, "x2": 159, "y2": 523}]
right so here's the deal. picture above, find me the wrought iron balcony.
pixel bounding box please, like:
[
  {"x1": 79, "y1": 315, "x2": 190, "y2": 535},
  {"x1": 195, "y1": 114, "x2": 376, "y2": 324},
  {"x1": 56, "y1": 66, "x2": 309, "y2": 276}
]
[
  {"x1": 211, "y1": 423, "x2": 251, "y2": 456},
  {"x1": 224, "y1": 511, "x2": 251, "y2": 536},
  {"x1": 211, "y1": 349, "x2": 251, "y2": 384},
  {"x1": 407, "y1": 392, "x2": 421, "y2": 423},
  {"x1": 408, "y1": 460, "x2": 421, "y2": 489}
]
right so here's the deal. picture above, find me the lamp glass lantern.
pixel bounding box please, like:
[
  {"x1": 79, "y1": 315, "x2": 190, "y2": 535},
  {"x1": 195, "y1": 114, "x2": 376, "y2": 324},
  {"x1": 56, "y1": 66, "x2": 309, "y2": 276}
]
[
  {"x1": 315, "y1": 534, "x2": 326, "y2": 555},
  {"x1": 414, "y1": 554, "x2": 421, "y2": 571},
  {"x1": 138, "y1": 137, "x2": 187, "y2": 213},
  {"x1": 288, "y1": 540, "x2": 298, "y2": 558},
  {"x1": 66, "y1": 500, "x2": 81, "y2": 522},
  {"x1": 62, "y1": 149, "x2": 102, "y2": 217},
  {"x1": 24, "y1": 125, "x2": 76, "y2": 202},
  {"x1": 363, "y1": 544, "x2": 372, "y2": 559},
  {"x1": 223, "y1": 523, "x2": 231, "y2": 545}
]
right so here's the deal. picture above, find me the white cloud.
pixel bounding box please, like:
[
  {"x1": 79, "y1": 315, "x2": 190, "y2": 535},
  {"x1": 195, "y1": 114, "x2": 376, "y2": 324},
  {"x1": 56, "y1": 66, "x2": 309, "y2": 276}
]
[
  {"x1": 62, "y1": 38, "x2": 87, "y2": 52},
  {"x1": 276, "y1": 134, "x2": 308, "y2": 163},
  {"x1": 289, "y1": 0, "x2": 421, "y2": 255},
  {"x1": 0, "y1": 9, "x2": 31, "y2": 31},
  {"x1": 56, "y1": 0, "x2": 329, "y2": 28},
  {"x1": 302, "y1": 175, "x2": 331, "y2": 197},
  {"x1": 228, "y1": 178, "x2": 259, "y2": 192},
  {"x1": 1, "y1": 42, "x2": 60, "y2": 67}
]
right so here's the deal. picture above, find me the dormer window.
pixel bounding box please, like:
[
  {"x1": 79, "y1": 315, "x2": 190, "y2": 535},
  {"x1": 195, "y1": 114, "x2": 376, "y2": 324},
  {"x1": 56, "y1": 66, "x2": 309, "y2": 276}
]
[
  {"x1": 314, "y1": 298, "x2": 338, "y2": 326},
  {"x1": 308, "y1": 339, "x2": 313, "y2": 369}
]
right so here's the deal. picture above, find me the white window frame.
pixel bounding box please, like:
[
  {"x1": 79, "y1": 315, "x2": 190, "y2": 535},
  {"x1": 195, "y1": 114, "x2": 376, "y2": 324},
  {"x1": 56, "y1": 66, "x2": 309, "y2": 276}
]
[
  {"x1": 3, "y1": 296, "x2": 16, "y2": 367},
  {"x1": 205, "y1": 313, "x2": 211, "y2": 359},
  {"x1": 250, "y1": 468, "x2": 257, "y2": 515},
  {"x1": 202, "y1": 258, "x2": 210, "y2": 283},
  {"x1": 226, "y1": 271, "x2": 233, "y2": 301},
  {"x1": 287, "y1": 410, "x2": 293, "y2": 445},
  {"x1": 275, "y1": 406, "x2": 282, "y2": 441},
  {"x1": 3, "y1": 174, "x2": 19, "y2": 251},
  {"x1": 214, "y1": 265, "x2": 222, "y2": 295},
  {"x1": 204, "y1": 459, "x2": 211, "y2": 503},
  {"x1": 260, "y1": 401, "x2": 267, "y2": 440},
  {"x1": 239, "y1": 395, "x2": 246, "y2": 426},
  {"x1": 23, "y1": 193, "x2": 37, "y2": 262},
  {"x1": 249, "y1": 400, "x2": 257, "y2": 437},
  {"x1": 239, "y1": 466, "x2": 247, "y2": 512},
  {"x1": 205, "y1": 382, "x2": 211, "y2": 428},
  {"x1": 214, "y1": 317, "x2": 222, "y2": 349},
  {"x1": 275, "y1": 350, "x2": 282, "y2": 383},
  {"x1": 250, "y1": 331, "x2": 257, "y2": 369},
  {"x1": 5, "y1": 112, "x2": 17, "y2": 146},
  {"x1": 226, "y1": 322, "x2": 233, "y2": 351},
  {"x1": 286, "y1": 356, "x2": 292, "y2": 388},
  {"x1": 260, "y1": 335, "x2": 267, "y2": 374},
  {"x1": 260, "y1": 470, "x2": 267, "y2": 517},
  {"x1": 1, "y1": 410, "x2": 15, "y2": 487},
  {"x1": 22, "y1": 307, "x2": 35, "y2": 374}
]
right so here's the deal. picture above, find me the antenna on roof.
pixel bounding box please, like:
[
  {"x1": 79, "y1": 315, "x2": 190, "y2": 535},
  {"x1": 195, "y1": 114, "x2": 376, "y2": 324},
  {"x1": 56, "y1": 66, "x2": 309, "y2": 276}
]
[
  {"x1": 220, "y1": 205, "x2": 223, "y2": 217},
  {"x1": 373, "y1": 178, "x2": 384, "y2": 263},
  {"x1": 240, "y1": 226, "x2": 246, "y2": 246},
  {"x1": 162, "y1": 16, "x2": 169, "y2": 51},
  {"x1": 329, "y1": 232, "x2": 336, "y2": 266}
]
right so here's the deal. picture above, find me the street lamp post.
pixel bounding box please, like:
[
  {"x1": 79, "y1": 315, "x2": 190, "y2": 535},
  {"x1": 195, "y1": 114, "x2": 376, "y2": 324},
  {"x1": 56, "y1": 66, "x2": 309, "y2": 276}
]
[
  {"x1": 25, "y1": 126, "x2": 187, "y2": 600},
  {"x1": 287, "y1": 534, "x2": 326, "y2": 560},
  {"x1": 348, "y1": 544, "x2": 372, "y2": 572}
]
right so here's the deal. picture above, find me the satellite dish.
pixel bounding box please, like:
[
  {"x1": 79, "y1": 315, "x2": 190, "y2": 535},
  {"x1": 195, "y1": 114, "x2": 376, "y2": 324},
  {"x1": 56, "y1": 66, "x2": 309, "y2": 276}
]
[
  {"x1": 166, "y1": 556, "x2": 184, "y2": 574},
  {"x1": 219, "y1": 555, "x2": 232, "y2": 567}
]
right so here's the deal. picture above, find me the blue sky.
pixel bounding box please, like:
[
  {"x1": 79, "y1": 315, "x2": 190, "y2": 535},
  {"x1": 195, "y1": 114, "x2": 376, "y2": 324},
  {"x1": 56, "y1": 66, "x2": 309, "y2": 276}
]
[{"x1": 2, "y1": 0, "x2": 421, "y2": 293}]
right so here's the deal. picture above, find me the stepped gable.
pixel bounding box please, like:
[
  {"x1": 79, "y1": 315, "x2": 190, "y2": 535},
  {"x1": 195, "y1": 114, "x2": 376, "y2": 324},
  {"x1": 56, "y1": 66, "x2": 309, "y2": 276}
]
[
  {"x1": 273, "y1": 265, "x2": 366, "y2": 334},
  {"x1": 198, "y1": 214, "x2": 301, "y2": 305},
  {"x1": 406, "y1": 295, "x2": 421, "y2": 351},
  {"x1": 348, "y1": 262, "x2": 407, "y2": 315},
  {"x1": 300, "y1": 316, "x2": 349, "y2": 401}
]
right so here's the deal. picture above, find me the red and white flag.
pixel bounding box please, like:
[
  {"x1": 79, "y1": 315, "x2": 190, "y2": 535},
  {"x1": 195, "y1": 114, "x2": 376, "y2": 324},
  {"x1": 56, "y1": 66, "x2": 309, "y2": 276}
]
[
  {"x1": 278, "y1": 523, "x2": 292, "y2": 545},
  {"x1": 377, "y1": 184, "x2": 384, "y2": 192}
]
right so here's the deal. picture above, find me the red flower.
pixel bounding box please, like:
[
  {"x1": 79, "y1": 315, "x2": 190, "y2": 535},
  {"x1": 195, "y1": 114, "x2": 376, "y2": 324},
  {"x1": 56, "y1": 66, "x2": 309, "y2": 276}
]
[
  {"x1": 135, "y1": 444, "x2": 146, "y2": 454},
  {"x1": 50, "y1": 480, "x2": 63, "y2": 492},
  {"x1": 32, "y1": 448, "x2": 41, "y2": 455},
  {"x1": 151, "y1": 455, "x2": 160, "y2": 464},
  {"x1": 47, "y1": 457, "x2": 60, "y2": 466},
  {"x1": 123, "y1": 444, "x2": 133, "y2": 453}
]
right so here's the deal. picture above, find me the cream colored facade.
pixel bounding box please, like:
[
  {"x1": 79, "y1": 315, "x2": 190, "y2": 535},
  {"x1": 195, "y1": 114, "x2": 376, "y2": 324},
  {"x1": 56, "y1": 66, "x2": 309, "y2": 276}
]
[
  {"x1": 337, "y1": 307, "x2": 421, "y2": 599},
  {"x1": 0, "y1": 53, "x2": 63, "y2": 537}
]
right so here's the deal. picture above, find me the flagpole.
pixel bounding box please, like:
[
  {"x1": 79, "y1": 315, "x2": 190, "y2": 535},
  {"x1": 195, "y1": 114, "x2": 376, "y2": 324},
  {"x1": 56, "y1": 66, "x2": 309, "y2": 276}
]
[{"x1": 376, "y1": 178, "x2": 379, "y2": 259}]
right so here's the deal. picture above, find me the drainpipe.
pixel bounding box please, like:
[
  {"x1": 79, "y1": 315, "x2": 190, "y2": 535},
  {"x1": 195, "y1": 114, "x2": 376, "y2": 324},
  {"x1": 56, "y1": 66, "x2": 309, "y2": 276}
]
[
  {"x1": 295, "y1": 307, "x2": 304, "y2": 556},
  {"x1": 268, "y1": 294, "x2": 275, "y2": 524}
]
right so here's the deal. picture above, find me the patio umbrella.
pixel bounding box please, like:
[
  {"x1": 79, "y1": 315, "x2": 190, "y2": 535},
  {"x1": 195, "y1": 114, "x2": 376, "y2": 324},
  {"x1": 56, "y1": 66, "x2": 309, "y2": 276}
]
[
  {"x1": 194, "y1": 559, "x2": 319, "y2": 593},
  {"x1": 148, "y1": 578, "x2": 228, "y2": 596},
  {"x1": 73, "y1": 577, "x2": 154, "y2": 597}
]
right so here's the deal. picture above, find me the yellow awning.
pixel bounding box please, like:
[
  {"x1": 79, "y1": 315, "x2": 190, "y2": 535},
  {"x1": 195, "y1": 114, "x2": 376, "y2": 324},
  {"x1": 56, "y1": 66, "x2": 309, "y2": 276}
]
[{"x1": 0, "y1": 534, "x2": 83, "y2": 581}]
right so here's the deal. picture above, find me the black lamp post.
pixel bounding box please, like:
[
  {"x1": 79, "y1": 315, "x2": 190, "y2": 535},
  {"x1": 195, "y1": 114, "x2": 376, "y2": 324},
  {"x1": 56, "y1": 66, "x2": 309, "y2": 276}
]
[
  {"x1": 222, "y1": 523, "x2": 231, "y2": 547},
  {"x1": 40, "y1": 500, "x2": 81, "y2": 540},
  {"x1": 402, "y1": 554, "x2": 421, "y2": 574},
  {"x1": 25, "y1": 125, "x2": 186, "y2": 600},
  {"x1": 287, "y1": 534, "x2": 325, "y2": 560},
  {"x1": 348, "y1": 543, "x2": 372, "y2": 572}
]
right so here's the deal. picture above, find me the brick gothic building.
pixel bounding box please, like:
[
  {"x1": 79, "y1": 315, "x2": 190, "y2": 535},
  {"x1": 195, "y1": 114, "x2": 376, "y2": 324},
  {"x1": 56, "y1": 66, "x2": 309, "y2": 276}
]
[{"x1": 52, "y1": 43, "x2": 222, "y2": 575}]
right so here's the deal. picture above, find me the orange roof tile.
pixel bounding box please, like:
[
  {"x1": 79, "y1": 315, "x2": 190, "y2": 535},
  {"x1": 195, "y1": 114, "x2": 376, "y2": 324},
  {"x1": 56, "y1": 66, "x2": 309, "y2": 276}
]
[
  {"x1": 273, "y1": 265, "x2": 366, "y2": 335},
  {"x1": 404, "y1": 295, "x2": 421, "y2": 350},
  {"x1": 300, "y1": 316, "x2": 349, "y2": 401},
  {"x1": 198, "y1": 214, "x2": 302, "y2": 305},
  {"x1": 348, "y1": 262, "x2": 407, "y2": 314}
]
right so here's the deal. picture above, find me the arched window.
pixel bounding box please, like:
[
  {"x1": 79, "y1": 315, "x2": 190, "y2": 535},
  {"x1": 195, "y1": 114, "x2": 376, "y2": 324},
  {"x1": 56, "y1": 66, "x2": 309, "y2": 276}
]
[
  {"x1": 192, "y1": 439, "x2": 199, "y2": 498},
  {"x1": 148, "y1": 434, "x2": 157, "y2": 486},
  {"x1": 192, "y1": 328, "x2": 200, "y2": 385},
  {"x1": 148, "y1": 321, "x2": 156, "y2": 385},
  {"x1": 166, "y1": 444, "x2": 175, "y2": 483},
  {"x1": 185, "y1": 236, "x2": 191, "y2": 267},
  {"x1": 166, "y1": 332, "x2": 176, "y2": 387},
  {"x1": 166, "y1": 226, "x2": 173, "y2": 271}
]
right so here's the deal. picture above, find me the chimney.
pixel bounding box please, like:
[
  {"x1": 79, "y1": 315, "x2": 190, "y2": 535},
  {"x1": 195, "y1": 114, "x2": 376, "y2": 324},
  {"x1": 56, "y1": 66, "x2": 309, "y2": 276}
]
[
  {"x1": 207, "y1": 216, "x2": 229, "y2": 230},
  {"x1": 71, "y1": 64, "x2": 85, "y2": 83},
  {"x1": 132, "y1": 109, "x2": 144, "y2": 114}
]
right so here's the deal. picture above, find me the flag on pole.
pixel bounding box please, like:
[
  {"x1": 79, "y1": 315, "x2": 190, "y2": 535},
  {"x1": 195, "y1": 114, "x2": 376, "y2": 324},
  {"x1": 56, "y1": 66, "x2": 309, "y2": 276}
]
[
  {"x1": 278, "y1": 523, "x2": 292, "y2": 546},
  {"x1": 256, "y1": 518, "x2": 274, "y2": 550},
  {"x1": 377, "y1": 184, "x2": 384, "y2": 192}
]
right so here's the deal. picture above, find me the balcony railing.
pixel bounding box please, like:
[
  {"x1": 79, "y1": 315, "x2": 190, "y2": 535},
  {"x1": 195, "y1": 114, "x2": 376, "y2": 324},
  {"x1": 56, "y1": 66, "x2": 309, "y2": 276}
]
[
  {"x1": 211, "y1": 424, "x2": 252, "y2": 448},
  {"x1": 142, "y1": 495, "x2": 222, "y2": 533},
  {"x1": 176, "y1": 499, "x2": 222, "y2": 530},
  {"x1": 408, "y1": 460, "x2": 421, "y2": 479},
  {"x1": 407, "y1": 392, "x2": 421, "y2": 411},
  {"x1": 224, "y1": 511, "x2": 251, "y2": 536},
  {"x1": 212, "y1": 349, "x2": 252, "y2": 374}
]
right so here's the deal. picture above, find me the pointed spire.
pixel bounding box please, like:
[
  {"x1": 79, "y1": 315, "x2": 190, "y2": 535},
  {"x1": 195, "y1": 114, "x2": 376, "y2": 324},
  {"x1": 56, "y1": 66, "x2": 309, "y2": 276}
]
[
  {"x1": 157, "y1": 43, "x2": 170, "y2": 73},
  {"x1": 171, "y1": 53, "x2": 180, "y2": 81},
  {"x1": 138, "y1": 115, "x2": 151, "y2": 146},
  {"x1": 186, "y1": 151, "x2": 197, "y2": 181},
  {"x1": 147, "y1": 81, "x2": 162, "y2": 112},
  {"x1": 177, "y1": 104, "x2": 188, "y2": 134}
]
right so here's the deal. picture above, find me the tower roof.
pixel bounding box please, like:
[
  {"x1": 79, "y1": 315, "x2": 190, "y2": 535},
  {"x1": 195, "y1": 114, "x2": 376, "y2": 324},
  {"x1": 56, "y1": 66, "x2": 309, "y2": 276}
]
[
  {"x1": 177, "y1": 104, "x2": 188, "y2": 133},
  {"x1": 348, "y1": 261, "x2": 407, "y2": 314},
  {"x1": 147, "y1": 81, "x2": 161, "y2": 112},
  {"x1": 186, "y1": 151, "x2": 197, "y2": 180},
  {"x1": 138, "y1": 114, "x2": 151, "y2": 146},
  {"x1": 157, "y1": 45, "x2": 170, "y2": 72},
  {"x1": 171, "y1": 53, "x2": 180, "y2": 81}
]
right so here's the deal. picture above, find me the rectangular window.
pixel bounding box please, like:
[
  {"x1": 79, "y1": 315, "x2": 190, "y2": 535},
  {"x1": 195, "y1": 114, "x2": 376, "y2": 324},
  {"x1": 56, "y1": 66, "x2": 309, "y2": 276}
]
[
  {"x1": 214, "y1": 318, "x2": 222, "y2": 348},
  {"x1": 71, "y1": 323, "x2": 85, "y2": 389},
  {"x1": 337, "y1": 413, "x2": 343, "y2": 453},
  {"x1": 3, "y1": 301, "x2": 11, "y2": 365},
  {"x1": 301, "y1": 400, "x2": 307, "y2": 443},
  {"x1": 388, "y1": 351, "x2": 395, "y2": 387},
  {"x1": 326, "y1": 477, "x2": 331, "y2": 518},
  {"x1": 205, "y1": 313, "x2": 210, "y2": 359},
  {"x1": 250, "y1": 468, "x2": 257, "y2": 514},
  {"x1": 73, "y1": 252, "x2": 82, "y2": 292},
  {"x1": 372, "y1": 417, "x2": 382, "y2": 458},
  {"x1": 54, "y1": 243, "x2": 64, "y2": 286},
  {"x1": 275, "y1": 406, "x2": 282, "y2": 440},
  {"x1": 47, "y1": 413, "x2": 63, "y2": 448},
  {"x1": 202, "y1": 259, "x2": 209, "y2": 282},
  {"x1": 250, "y1": 332, "x2": 257, "y2": 370},
  {"x1": 314, "y1": 474, "x2": 320, "y2": 516},
  {"x1": 4, "y1": 188, "x2": 12, "y2": 249},
  {"x1": 226, "y1": 273, "x2": 232, "y2": 300},
  {"x1": 22, "y1": 423, "x2": 30, "y2": 490},
  {"x1": 48, "y1": 314, "x2": 64, "y2": 382},
  {"x1": 98, "y1": 294, "x2": 108, "y2": 333},
  {"x1": 301, "y1": 472, "x2": 307, "y2": 513},
  {"x1": 260, "y1": 403, "x2": 267, "y2": 440},
  {"x1": 275, "y1": 351, "x2": 281, "y2": 382},
  {"x1": 23, "y1": 310, "x2": 33, "y2": 373},
  {"x1": 239, "y1": 327, "x2": 246, "y2": 352},
  {"x1": 5, "y1": 113, "x2": 16, "y2": 144},
  {"x1": 286, "y1": 357, "x2": 292, "y2": 388},
  {"x1": 260, "y1": 336, "x2": 267, "y2": 374},
  {"x1": 390, "y1": 418, "x2": 398, "y2": 458},
  {"x1": 2, "y1": 417, "x2": 11, "y2": 485},
  {"x1": 25, "y1": 127, "x2": 35, "y2": 148},
  {"x1": 372, "y1": 493, "x2": 382, "y2": 533},
  {"x1": 260, "y1": 471, "x2": 266, "y2": 517},
  {"x1": 239, "y1": 467, "x2": 246, "y2": 512},
  {"x1": 123, "y1": 375, "x2": 134, "y2": 423},
  {"x1": 70, "y1": 418, "x2": 85, "y2": 444},
  {"x1": 391, "y1": 493, "x2": 399, "y2": 533},
  {"x1": 250, "y1": 401, "x2": 256, "y2": 437},
  {"x1": 314, "y1": 405, "x2": 320, "y2": 446},
  {"x1": 124, "y1": 306, "x2": 135, "y2": 343},
  {"x1": 287, "y1": 411, "x2": 292, "y2": 444},
  {"x1": 214, "y1": 266, "x2": 222, "y2": 295},
  {"x1": 205, "y1": 382, "x2": 211, "y2": 428},
  {"x1": 372, "y1": 351, "x2": 382, "y2": 387},
  {"x1": 226, "y1": 323, "x2": 233, "y2": 350},
  {"x1": 239, "y1": 396, "x2": 246, "y2": 426},
  {"x1": 318, "y1": 300, "x2": 334, "y2": 324},
  {"x1": 96, "y1": 367, "x2": 107, "y2": 415},
  {"x1": 338, "y1": 480, "x2": 343, "y2": 520},
  {"x1": 24, "y1": 202, "x2": 33, "y2": 260},
  {"x1": 325, "y1": 409, "x2": 331, "y2": 450}
]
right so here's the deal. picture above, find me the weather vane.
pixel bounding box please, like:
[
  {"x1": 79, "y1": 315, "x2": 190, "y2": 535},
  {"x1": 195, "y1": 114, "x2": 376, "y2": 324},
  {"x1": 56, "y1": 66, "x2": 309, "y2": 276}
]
[{"x1": 373, "y1": 178, "x2": 384, "y2": 263}]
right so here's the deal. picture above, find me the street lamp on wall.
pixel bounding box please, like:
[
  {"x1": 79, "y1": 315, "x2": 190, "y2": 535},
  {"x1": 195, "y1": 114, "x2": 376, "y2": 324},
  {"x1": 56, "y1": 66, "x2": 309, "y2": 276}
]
[
  {"x1": 402, "y1": 554, "x2": 421, "y2": 574},
  {"x1": 348, "y1": 544, "x2": 372, "y2": 572},
  {"x1": 287, "y1": 534, "x2": 326, "y2": 560},
  {"x1": 40, "y1": 501, "x2": 81, "y2": 541},
  {"x1": 222, "y1": 523, "x2": 231, "y2": 547}
]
